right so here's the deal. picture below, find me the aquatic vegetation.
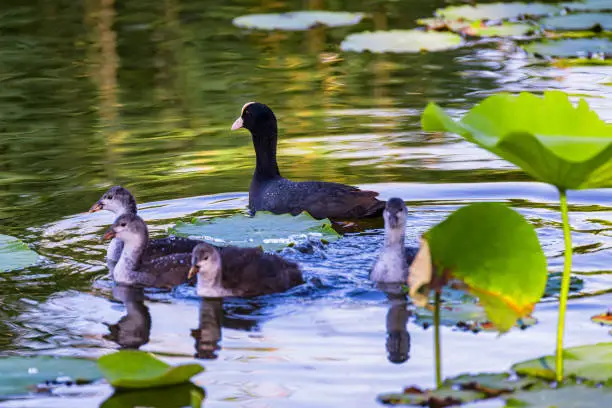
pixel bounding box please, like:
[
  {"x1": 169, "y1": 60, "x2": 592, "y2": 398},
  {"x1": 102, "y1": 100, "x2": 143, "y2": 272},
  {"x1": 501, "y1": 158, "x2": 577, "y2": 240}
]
[
  {"x1": 232, "y1": 11, "x2": 365, "y2": 31},
  {"x1": 591, "y1": 311, "x2": 612, "y2": 325},
  {"x1": 97, "y1": 350, "x2": 203, "y2": 390},
  {"x1": 422, "y1": 91, "x2": 612, "y2": 381},
  {"x1": 170, "y1": 211, "x2": 339, "y2": 251},
  {"x1": 0, "y1": 356, "x2": 101, "y2": 397},
  {"x1": 0, "y1": 234, "x2": 39, "y2": 272},
  {"x1": 340, "y1": 30, "x2": 463, "y2": 53},
  {"x1": 417, "y1": 18, "x2": 537, "y2": 38},
  {"x1": 522, "y1": 38, "x2": 612, "y2": 64},
  {"x1": 540, "y1": 12, "x2": 612, "y2": 31},
  {"x1": 101, "y1": 383, "x2": 205, "y2": 408},
  {"x1": 434, "y1": 3, "x2": 561, "y2": 22}
]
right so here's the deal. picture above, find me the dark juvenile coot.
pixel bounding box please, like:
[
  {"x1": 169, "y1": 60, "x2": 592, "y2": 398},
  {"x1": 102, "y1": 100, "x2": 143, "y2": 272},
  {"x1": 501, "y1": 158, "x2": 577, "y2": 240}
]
[
  {"x1": 90, "y1": 186, "x2": 203, "y2": 263},
  {"x1": 103, "y1": 213, "x2": 196, "y2": 288},
  {"x1": 231, "y1": 102, "x2": 386, "y2": 220},
  {"x1": 188, "y1": 242, "x2": 304, "y2": 298},
  {"x1": 370, "y1": 198, "x2": 419, "y2": 284}
]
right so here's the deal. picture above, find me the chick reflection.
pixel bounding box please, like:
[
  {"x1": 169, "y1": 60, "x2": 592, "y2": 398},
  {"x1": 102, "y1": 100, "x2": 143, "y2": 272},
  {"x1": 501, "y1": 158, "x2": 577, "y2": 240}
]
[
  {"x1": 104, "y1": 285, "x2": 151, "y2": 349},
  {"x1": 384, "y1": 290, "x2": 411, "y2": 364}
]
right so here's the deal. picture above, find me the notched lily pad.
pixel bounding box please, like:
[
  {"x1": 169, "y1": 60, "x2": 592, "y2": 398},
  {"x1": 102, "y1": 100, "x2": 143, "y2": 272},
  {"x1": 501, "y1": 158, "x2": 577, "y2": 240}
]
[
  {"x1": 232, "y1": 11, "x2": 364, "y2": 31},
  {"x1": 378, "y1": 386, "x2": 485, "y2": 406},
  {"x1": 541, "y1": 13, "x2": 612, "y2": 32},
  {"x1": 504, "y1": 384, "x2": 612, "y2": 407},
  {"x1": 511, "y1": 342, "x2": 612, "y2": 384},
  {"x1": 98, "y1": 350, "x2": 204, "y2": 390},
  {"x1": 170, "y1": 211, "x2": 339, "y2": 251},
  {"x1": 0, "y1": 356, "x2": 101, "y2": 397},
  {"x1": 591, "y1": 311, "x2": 612, "y2": 326},
  {"x1": 523, "y1": 38, "x2": 612, "y2": 64},
  {"x1": 435, "y1": 3, "x2": 560, "y2": 22},
  {"x1": 0, "y1": 234, "x2": 39, "y2": 272},
  {"x1": 340, "y1": 30, "x2": 463, "y2": 53},
  {"x1": 418, "y1": 18, "x2": 536, "y2": 38},
  {"x1": 408, "y1": 203, "x2": 547, "y2": 333}
]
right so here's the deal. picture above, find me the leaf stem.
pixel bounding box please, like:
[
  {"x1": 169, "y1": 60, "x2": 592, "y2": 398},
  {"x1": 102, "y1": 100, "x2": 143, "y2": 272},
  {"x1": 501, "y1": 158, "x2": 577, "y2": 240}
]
[
  {"x1": 434, "y1": 291, "x2": 442, "y2": 388},
  {"x1": 556, "y1": 188, "x2": 572, "y2": 382}
]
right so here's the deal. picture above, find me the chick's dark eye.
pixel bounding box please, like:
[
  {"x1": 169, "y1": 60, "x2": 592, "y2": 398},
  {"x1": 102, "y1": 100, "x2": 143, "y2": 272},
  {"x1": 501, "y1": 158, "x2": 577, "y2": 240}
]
[
  {"x1": 203, "y1": 256, "x2": 209, "y2": 261},
  {"x1": 120, "y1": 222, "x2": 126, "y2": 227},
  {"x1": 107, "y1": 195, "x2": 113, "y2": 200}
]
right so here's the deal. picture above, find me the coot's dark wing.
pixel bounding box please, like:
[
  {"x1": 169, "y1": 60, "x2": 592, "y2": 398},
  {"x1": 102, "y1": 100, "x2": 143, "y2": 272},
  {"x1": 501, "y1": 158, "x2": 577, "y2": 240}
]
[
  {"x1": 144, "y1": 237, "x2": 202, "y2": 260},
  {"x1": 404, "y1": 246, "x2": 420, "y2": 267},
  {"x1": 139, "y1": 253, "x2": 192, "y2": 288},
  {"x1": 259, "y1": 179, "x2": 385, "y2": 220}
]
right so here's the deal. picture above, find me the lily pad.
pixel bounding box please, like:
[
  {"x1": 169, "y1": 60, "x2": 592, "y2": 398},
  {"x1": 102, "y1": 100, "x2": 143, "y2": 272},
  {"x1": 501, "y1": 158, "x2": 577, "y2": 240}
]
[
  {"x1": 408, "y1": 203, "x2": 548, "y2": 333},
  {"x1": 340, "y1": 30, "x2": 463, "y2": 53},
  {"x1": 0, "y1": 356, "x2": 101, "y2": 397},
  {"x1": 523, "y1": 38, "x2": 612, "y2": 61},
  {"x1": 562, "y1": 0, "x2": 612, "y2": 12},
  {"x1": 232, "y1": 11, "x2": 364, "y2": 31},
  {"x1": 101, "y1": 382, "x2": 205, "y2": 408},
  {"x1": 504, "y1": 384, "x2": 612, "y2": 407},
  {"x1": 591, "y1": 311, "x2": 612, "y2": 325},
  {"x1": 378, "y1": 386, "x2": 486, "y2": 406},
  {"x1": 511, "y1": 342, "x2": 612, "y2": 384},
  {"x1": 422, "y1": 91, "x2": 612, "y2": 189},
  {"x1": 0, "y1": 234, "x2": 39, "y2": 272},
  {"x1": 435, "y1": 3, "x2": 560, "y2": 22},
  {"x1": 418, "y1": 18, "x2": 535, "y2": 38},
  {"x1": 541, "y1": 13, "x2": 612, "y2": 31},
  {"x1": 170, "y1": 211, "x2": 339, "y2": 251},
  {"x1": 443, "y1": 373, "x2": 541, "y2": 396},
  {"x1": 97, "y1": 350, "x2": 204, "y2": 390}
]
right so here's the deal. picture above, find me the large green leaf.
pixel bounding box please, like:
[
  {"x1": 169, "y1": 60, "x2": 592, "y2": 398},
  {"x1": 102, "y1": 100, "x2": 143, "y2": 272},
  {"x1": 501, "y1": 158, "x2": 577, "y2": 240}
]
[
  {"x1": 170, "y1": 211, "x2": 339, "y2": 251},
  {"x1": 0, "y1": 356, "x2": 101, "y2": 397},
  {"x1": 408, "y1": 203, "x2": 547, "y2": 333},
  {"x1": 0, "y1": 234, "x2": 39, "y2": 272},
  {"x1": 340, "y1": 30, "x2": 463, "y2": 53},
  {"x1": 504, "y1": 384, "x2": 612, "y2": 407},
  {"x1": 421, "y1": 91, "x2": 612, "y2": 189},
  {"x1": 101, "y1": 383, "x2": 205, "y2": 408},
  {"x1": 435, "y1": 3, "x2": 560, "y2": 21},
  {"x1": 97, "y1": 350, "x2": 204, "y2": 390},
  {"x1": 232, "y1": 11, "x2": 364, "y2": 31},
  {"x1": 511, "y1": 343, "x2": 612, "y2": 384}
]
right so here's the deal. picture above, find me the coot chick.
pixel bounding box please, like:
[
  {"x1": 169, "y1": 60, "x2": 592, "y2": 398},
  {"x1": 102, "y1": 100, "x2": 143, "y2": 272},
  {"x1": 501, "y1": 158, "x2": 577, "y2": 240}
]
[
  {"x1": 90, "y1": 186, "x2": 203, "y2": 263},
  {"x1": 231, "y1": 102, "x2": 386, "y2": 221},
  {"x1": 188, "y1": 242, "x2": 304, "y2": 298},
  {"x1": 370, "y1": 198, "x2": 419, "y2": 284},
  {"x1": 103, "y1": 213, "x2": 194, "y2": 288}
]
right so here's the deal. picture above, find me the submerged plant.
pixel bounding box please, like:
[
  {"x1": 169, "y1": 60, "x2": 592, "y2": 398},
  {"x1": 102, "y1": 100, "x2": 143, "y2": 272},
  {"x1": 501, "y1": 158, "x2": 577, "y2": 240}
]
[
  {"x1": 408, "y1": 202, "x2": 548, "y2": 386},
  {"x1": 422, "y1": 90, "x2": 612, "y2": 381}
]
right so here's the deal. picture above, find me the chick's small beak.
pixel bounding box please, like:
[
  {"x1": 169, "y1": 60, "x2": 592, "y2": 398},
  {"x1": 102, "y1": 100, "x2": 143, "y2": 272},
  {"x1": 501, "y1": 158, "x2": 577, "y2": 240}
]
[
  {"x1": 231, "y1": 117, "x2": 243, "y2": 131},
  {"x1": 102, "y1": 228, "x2": 115, "y2": 240},
  {"x1": 89, "y1": 202, "x2": 103, "y2": 213},
  {"x1": 388, "y1": 212, "x2": 399, "y2": 229},
  {"x1": 188, "y1": 265, "x2": 199, "y2": 280}
]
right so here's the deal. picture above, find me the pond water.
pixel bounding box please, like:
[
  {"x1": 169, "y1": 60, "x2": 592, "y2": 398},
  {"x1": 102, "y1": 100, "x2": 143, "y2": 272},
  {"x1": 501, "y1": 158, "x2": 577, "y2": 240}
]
[{"x1": 0, "y1": 0, "x2": 611, "y2": 407}]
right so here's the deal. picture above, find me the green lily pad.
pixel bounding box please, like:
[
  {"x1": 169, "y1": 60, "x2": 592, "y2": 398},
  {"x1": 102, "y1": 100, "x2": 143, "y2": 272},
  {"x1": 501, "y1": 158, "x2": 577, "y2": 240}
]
[
  {"x1": 378, "y1": 386, "x2": 486, "y2": 406},
  {"x1": 523, "y1": 38, "x2": 612, "y2": 61},
  {"x1": 101, "y1": 382, "x2": 205, "y2": 408},
  {"x1": 443, "y1": 373, "x2": 541, "y2": 395},
  {"x1": 591, "y1": 311, "x2": 612, "y2": 325},
  {"x1": 97, "y1": 350, "x2": 204, "y2": 390},
  {"x1": 170, "y1": 211, "x2": 339, "y2": 251},
  {"x1": 0, "y1": 356, "x2": 101, "y2": 397},
  {"x1": 562, "y1": 0, "x2": 612, "y2": 12},
  {"x1": 0, "y1": 234, "x2": 39, "y2": 272},
  {"x1": 422, "y1": 91, "x2": 612, "y2": 189},
  {"x1": 408, "y1": 203, "x2": 548, "y2": 333},
  {"x1": 504, "y1": 384, "x2": 612, "y2": 407},
  {"x1": 511, "y1": 342, "x2": 612, "y2": 384},
  {"x1": 417, "y1": 18, "x2": 535, "y2": 38},
  {"x1": 541, "y1": 13, "x2": 612, "y2": 31},
  {"x1": 340, "y1": 30, "x2": 463, "y2": 53},
  {"x1": 232, "y1": 11, "x2": 364, "y2": 31},
  {"x1": 544, "y1": 272, "x2": 584, "y2": 297},
  {"x1": 435, "y1": 3, "x2": 560, "y2": 22}
]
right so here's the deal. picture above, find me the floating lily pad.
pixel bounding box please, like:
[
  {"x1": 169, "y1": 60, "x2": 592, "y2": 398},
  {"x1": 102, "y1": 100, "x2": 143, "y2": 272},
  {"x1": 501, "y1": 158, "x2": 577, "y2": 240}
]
[
  {"x1": 523, "y1": 38, "x2": 612, "y2": 62},
  {"x1": 591, "y1": 311, "x2": 612, "y2": 325},
  {"x1": 422, "y1": 91, "x2": 612, "y2": 189},
  {"x1": 0, "y1": 356, "x2": 101, "y2": 397},
  {"x1": 541, "y1": 13, "x2": 612, "y2": 31},
  {"x1": 435, "y1": 3, "x2": 560, "y2": 22},
  {"x1": 562, "y1": 0, "x2": 612, "y2": 12},
  {"x1": 378, "y1": 386, "x2": 485, "y2": 406},
  {"x1": 170, "y1": 211, "x2": 339, "y2": 252},
  {"x1": 101, "y1": 382, "x2": 205, "y2": 408},
  {"x1": 97, "y1": 350, "x2": 204, "y2": 390},
  {"x1": 512, "y1": 342, "x2": 612, "y2": 384},
  {"x1": 340, "y1": 30, "x2": 462, "y2": 53},
  {"x1": 232, "y1": 11, "x2": 364, "y2": 31},
  {"x1": 443, "y1": 373, "x2": 541, "y2": 396},
  {"x1": 418, "y1": 18, "x2": 535, "y2": 37},
  {"x1": 0, "y1": 234, "x2": 39, "y2": 272},
  {"x1": 408, "y1": 203, "x2": 547, "y2": 333},
  {"x1": 544, "y1": 272, "x2": 584, "y2": 297},
  {"x1": 504, "y1": 384, "x2": 612, "y2": 407}
]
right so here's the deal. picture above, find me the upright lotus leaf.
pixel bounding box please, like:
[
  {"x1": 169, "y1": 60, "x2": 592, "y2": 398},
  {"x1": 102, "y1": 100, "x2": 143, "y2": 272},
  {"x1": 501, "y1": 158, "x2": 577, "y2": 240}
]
[
  {"x1": 422, "y1": 91, "x2": 612, "y2": 190},
  {"x1": 511, "y1": 342, "x2": 612, "y2": 384},
  {"x1": 98, "y1": 350, "x2": 204, "y2": 390},
  {"x1": 408, "y1": 203, "x2": 547, "y2": 333},
  {"x1": 0, "y1": 234, "x2": 39, "y2": 272}
]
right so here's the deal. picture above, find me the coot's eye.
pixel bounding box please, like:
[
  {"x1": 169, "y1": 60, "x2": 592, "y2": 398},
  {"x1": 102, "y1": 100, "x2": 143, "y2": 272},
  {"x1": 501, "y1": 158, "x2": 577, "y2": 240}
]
[{"x1": 120, "y1": 222, "x2": 126, "y2": 227}]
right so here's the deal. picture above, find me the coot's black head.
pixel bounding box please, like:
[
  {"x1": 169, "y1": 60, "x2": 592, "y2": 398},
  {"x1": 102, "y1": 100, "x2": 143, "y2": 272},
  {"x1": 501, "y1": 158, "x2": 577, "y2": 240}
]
[
  {"x1": 384, "y1": 198, "x2": 407, "y2": 230},
  {"x1": 231, "y1": 102, "x2": 277, "y2": 135},
  {"x1": 90, "y1": 185, "x2": 137, "y2": 215}
]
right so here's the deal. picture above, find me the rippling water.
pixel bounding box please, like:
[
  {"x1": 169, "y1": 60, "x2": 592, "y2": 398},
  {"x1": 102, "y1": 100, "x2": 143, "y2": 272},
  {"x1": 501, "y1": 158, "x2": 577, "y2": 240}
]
[{"x1": 0, "y1": 0, "x2": 611, "y2": 407}]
